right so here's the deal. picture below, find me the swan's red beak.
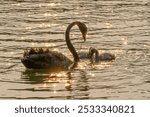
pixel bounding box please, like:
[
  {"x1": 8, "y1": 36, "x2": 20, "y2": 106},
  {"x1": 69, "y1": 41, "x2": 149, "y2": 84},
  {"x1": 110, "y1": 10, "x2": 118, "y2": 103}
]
[{"x1": 83, "y1": 33, "x2": 87, "y2": 42}]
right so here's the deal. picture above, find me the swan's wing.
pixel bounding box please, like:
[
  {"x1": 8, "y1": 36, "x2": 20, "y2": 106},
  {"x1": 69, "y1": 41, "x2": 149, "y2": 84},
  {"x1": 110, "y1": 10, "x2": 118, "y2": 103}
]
[
  {"x1": 21, "y1": 51, "x2": 72, "y2": 69},
  {"x1": 21, "y1": 53, "x2": 51, "y2": 68},
  {"x1": 49, "y1": 52, "x2": 73, "y2": 69}
]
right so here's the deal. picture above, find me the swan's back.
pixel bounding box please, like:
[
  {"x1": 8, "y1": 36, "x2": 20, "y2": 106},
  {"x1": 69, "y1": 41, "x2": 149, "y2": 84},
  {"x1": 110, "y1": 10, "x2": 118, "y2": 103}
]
[
  {"x1": 21, "y1": 48, "x2": 72, "y2": 69},
  {"x1": 99, "y1": 53, "x2": 115, "y2": 61}
]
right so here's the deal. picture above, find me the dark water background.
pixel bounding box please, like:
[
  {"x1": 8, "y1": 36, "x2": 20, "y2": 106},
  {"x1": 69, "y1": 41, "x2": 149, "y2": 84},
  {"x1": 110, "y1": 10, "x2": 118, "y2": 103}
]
[{"x1": 0, "y1": 0, "x2": 150, "y2": 99}]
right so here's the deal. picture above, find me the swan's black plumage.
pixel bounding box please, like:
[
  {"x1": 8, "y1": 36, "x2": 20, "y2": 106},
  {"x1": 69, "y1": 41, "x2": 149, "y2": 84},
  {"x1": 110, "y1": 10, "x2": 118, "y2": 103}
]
[
  {"x1": 21, "y1": 21, "x2": 87, "y2": 69},
  {"x1": 21, "y1": 48, "x2": 72, "y2": 69}
]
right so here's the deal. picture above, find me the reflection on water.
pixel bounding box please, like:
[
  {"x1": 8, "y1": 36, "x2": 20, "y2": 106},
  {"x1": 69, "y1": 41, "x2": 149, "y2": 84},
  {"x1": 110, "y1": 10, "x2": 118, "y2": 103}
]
[
  {"x1": 20, "y1": 67, "x2": 91, "y2": 99},
  {"x1": 0, "y1": 0, "x2": 150, "y2": 99}
]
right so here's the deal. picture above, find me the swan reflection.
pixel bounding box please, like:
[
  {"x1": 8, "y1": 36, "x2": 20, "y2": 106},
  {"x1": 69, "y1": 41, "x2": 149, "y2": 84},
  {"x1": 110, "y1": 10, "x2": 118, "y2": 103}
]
[{"x1": 21, "y1": 68, "x2": 90, "y2": 99}]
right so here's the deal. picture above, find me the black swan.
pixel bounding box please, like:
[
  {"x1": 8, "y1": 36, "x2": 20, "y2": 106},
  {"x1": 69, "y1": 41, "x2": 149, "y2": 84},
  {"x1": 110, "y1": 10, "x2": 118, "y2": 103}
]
[
  {"x1": 21, "y1": 21, "x2": 87, "y2": 69},
  {"x1": 89, "y1": 47, "x2": 115, "y2": 63}
]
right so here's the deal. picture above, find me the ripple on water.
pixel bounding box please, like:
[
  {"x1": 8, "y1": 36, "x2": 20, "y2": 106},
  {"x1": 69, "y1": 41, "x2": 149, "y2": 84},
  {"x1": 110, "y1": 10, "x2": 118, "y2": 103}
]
[{"x1": 0, "y1": 0, "x2": 150, "y2": 99}]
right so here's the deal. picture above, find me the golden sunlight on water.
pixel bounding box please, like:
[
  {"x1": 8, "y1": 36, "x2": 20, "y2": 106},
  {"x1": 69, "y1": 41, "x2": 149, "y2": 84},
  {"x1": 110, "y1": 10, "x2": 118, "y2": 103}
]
[
  {"x1": 0, "y1": 0, "x2": 149, "y2": 99},
  {"x1": 121, "y1": 38, "x2": 128, "y2": 45},
  {"x1": 105, "y1": 23, "x2": 113, "y2": 29}
]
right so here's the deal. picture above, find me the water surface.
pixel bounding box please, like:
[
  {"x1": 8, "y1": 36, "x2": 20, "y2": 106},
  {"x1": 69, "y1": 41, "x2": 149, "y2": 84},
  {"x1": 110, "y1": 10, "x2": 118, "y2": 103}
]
[{"x1": 0, "y1": 0, "x2": 150, "y2": 99}]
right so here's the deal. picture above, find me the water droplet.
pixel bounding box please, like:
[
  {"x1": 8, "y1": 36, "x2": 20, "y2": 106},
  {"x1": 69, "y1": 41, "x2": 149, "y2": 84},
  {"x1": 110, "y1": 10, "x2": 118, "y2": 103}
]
[
  {"x1": 123, "y1": 41, "x2": 128, "y2": 45},
  {"x1": 44, "y1": 13, "x2": 52, "y2": 17},
  {"x1": 53, "y1": 48, "x2": 59, "y2": 51},
  {"x1": 53, "y1": 84, "x2": 56, "y2": 87},
  {"x1": 43, "y1": 83, "x2": 47, "y2": 87},
  {"x1": 48, "y1": 3, "x2": 57, "y2": 6},
  {"x1": 56, "y1": 73, "x2": 62, "y2": 77},
  {"x1": 105, "y1": 23, "x2": 113, "y2": 28},
  {"x1": 25, "y1": 27, "x2": 32, "y2": 30},
  {"x1": 53, "y1": 91, "x2": 57, "y2": 94},
  {"x1": 121, "y1": 38, "x2": 128, "y2": 45}
]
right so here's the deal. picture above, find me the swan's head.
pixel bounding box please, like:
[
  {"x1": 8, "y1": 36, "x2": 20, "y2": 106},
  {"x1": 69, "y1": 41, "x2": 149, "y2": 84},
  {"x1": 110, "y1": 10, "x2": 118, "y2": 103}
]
[
  {"x1": 89, "y1": 47, "x2": 99, "y2": 63},
  {"x1": 76, "y1": 22, "x2": 87, "y2": 41},
  {"x1": 89, "y1": 47, "x2": 99, "y2": 57}
]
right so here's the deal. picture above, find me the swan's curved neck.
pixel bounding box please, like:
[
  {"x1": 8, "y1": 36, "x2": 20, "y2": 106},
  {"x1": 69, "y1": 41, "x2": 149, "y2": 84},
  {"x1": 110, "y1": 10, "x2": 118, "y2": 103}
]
[
  {"x1": 89, "y1": 48, "x2": 99, "y2": 63},
  {"x1": 65, "y1": 22, "x2": 79, "y2": 62}
]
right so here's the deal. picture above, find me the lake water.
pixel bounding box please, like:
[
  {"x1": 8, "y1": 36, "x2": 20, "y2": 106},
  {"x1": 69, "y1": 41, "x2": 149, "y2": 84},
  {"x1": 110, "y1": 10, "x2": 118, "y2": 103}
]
[{"x1": 0, "y1": 0, "x2": 149, "y2": 99}]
